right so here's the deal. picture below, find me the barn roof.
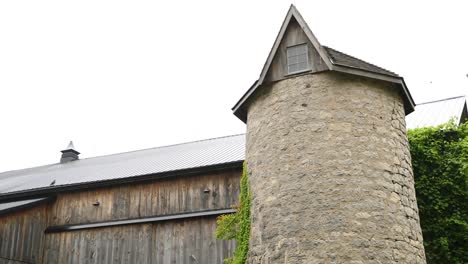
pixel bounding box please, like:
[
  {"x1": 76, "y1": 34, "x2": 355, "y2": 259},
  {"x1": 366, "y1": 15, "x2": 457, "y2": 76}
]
[
  {"x1": 0, "y1": 134, "x2": 245, "y2": 201},
  {"x1": 406, "y1": 96, "x2": 467, "y2": 129}
]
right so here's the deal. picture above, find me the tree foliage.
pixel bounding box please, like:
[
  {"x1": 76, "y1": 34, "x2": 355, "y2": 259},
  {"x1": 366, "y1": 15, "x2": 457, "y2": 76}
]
[
  {"x1": 408, "y1": 121, "x2": 468, "y2": 264},
  {"x1": 216, "y1": 162, "x2": 251, "y2": 264}
]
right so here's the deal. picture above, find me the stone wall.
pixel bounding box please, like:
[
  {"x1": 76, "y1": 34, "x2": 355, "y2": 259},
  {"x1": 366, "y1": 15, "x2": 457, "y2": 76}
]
[{"x1": 246, "y1": 72, "x2": 426, "y2": 263}]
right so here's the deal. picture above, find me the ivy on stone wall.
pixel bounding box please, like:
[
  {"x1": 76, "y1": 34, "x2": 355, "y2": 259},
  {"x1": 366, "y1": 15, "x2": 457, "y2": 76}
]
[
  {"x1": 408, "y1": 121, "x2": 467, "y2": 264},
  {"x1": 216, "y1": 162, "x2": 251, "y2": 264}
]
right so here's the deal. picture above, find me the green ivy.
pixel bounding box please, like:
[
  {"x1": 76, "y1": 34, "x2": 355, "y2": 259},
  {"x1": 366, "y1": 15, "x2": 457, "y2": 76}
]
[
  {"x1": 408, "y1": 120, "x2": 468, "y2": 264},
  {"x1": 216, "y1": 162, "x2": 251, "y2": 264}
]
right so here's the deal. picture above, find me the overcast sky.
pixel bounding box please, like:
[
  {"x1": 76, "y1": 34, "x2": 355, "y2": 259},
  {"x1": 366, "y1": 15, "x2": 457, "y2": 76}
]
[{"x1": 0, "y1": 0, "x2": 467, "y2": 172}]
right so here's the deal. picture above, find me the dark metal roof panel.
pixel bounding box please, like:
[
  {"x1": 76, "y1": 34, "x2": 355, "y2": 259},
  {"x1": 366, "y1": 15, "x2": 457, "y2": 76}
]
[
  {"x1": 323, "y1": 46, "x2": 399, "y2": 77},
  {"x1": 0, "y1": 134, "x2": 245, "y2": 195}
]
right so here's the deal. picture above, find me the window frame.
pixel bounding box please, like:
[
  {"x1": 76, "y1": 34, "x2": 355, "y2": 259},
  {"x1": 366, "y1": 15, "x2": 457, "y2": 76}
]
[{"x1": 286, "y1": 43, "x2": 310, "y2": 75}]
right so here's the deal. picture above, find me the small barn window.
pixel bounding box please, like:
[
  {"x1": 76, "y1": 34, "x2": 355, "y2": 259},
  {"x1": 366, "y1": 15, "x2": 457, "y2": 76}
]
[{"x1": 287, "y1": 44, "x2": 309, "y2": 74}]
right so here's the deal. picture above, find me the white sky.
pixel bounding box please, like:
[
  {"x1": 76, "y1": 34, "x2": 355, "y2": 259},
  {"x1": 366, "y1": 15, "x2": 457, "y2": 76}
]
[{"x1": 0, "y1": 0, "x2": 467, "y2": 172}]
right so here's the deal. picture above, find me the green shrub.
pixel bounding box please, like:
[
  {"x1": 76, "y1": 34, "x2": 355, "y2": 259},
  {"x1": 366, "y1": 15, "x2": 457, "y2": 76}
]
[
  {"x1": 408, "y1": 121, "x2": 468, "y2": 264},
  {"x1": 216, "y1": 162, "x2": 251, "y2": 264}
]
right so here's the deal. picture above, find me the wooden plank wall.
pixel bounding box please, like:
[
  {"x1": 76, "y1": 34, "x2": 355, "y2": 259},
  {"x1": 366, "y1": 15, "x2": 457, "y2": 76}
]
[
  {"x1": 0, "y1": 168, "x2": 241, "y2": 264},
  {"x1": 48, "y1": 170, "x2": 240, "y2": 226},
  {"x1": 43, "y1": 216, "x2": 236, "y2": 264},
  {"x1": 0, "y1": 203, "x2": 47, "y2": 264}
]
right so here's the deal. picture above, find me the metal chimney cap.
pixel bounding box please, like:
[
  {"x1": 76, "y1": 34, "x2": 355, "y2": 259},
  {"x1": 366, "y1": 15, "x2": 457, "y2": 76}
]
[
  {"x1": 66, "y1": 141, "x2": 75, "y2": 150},
  {"x1": 61, "y1": 141, "x2": 80, "y2": 155},
  {"x1": 60, "y1": 141, "x2": 80, "y2": 163}
]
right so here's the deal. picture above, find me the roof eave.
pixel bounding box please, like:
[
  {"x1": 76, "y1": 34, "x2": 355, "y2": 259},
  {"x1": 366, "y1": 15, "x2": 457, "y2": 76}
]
[
  {"x1": 232, "y1": 81, "x2": 259, "y2": 123},
  {"x1": 0, "y1": 196, "x2": 55, "y2": 216},
  {"x1": 0, "y1": 161, "x2": 244, "y2": 203},
  {"x1": 331, "y1": 64, "x2": 415, "y2": 114},
  {"x1": 233, "y1": 66, "x2": 415, "y2": 123}
]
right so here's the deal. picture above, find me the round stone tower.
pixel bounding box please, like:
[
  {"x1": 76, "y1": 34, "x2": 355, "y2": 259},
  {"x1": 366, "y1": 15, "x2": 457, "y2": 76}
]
[{"x1": 233, "y1": 5, "x2": 426, "y2": 264}]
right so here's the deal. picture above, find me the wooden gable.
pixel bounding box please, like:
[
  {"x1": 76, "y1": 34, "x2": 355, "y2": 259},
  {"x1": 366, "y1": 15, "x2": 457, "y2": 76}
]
[
  {"x1": 232, "y1": 5, "x2": 415, "y2": 122},
  {"x1": 264, "y1": 17, "x2": 328, "y2": 82}
]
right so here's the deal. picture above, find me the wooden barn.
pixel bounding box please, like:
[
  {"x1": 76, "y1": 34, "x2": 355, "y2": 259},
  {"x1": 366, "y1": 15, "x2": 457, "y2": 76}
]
[
  {"x1": 0, "y1": 136, "x2": 244, "y2": 263},
  {"x1": 1, "y1": 3, "x2": 467, "y2": 263},
  {"x1": 1, "y1": 92, "x2": 465, "y2": 264}
]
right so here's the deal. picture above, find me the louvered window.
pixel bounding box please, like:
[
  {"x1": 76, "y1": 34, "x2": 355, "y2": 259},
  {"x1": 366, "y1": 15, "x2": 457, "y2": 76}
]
[{"x1": 287, "y1": 44, "x2": 309, "y2": 74}]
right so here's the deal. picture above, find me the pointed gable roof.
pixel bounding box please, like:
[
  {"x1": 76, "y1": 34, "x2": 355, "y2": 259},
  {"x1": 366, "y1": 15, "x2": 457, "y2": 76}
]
[
  {"x1": 233, "y1": 5, "x2": 415, "y2": 123},
  {"x1": 257, "y1": 5, "x2": 333, "y2": 84}
]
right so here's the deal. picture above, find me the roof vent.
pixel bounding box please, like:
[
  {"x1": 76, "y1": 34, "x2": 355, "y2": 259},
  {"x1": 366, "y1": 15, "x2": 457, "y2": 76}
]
[{"x1": 60, "y1": 141, "x2": 80, "y2": 163}]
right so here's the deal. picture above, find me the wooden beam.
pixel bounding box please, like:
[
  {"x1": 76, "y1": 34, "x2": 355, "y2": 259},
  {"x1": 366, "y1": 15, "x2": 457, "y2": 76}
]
[{"x1": 45, "y1": 208, "x2": 237, "y2": 233}]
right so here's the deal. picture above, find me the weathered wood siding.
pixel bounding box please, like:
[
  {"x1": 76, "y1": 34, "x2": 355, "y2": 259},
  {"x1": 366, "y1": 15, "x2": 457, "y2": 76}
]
[
  {"x1": 265, "y1": 17, "x2": 327, "y2": 82},
  {"x1": 0, "y1": 204, "x2": 47, "y2": 264},
  {"x1": 43, "y1": 216, "x2": 236, "y2": 264},
  {"x1": 0, "y1": 168, "x2": 241, "y2": 264},
  {"x1": 48, "y1": 170, "x2": 240, "y2": 226}
]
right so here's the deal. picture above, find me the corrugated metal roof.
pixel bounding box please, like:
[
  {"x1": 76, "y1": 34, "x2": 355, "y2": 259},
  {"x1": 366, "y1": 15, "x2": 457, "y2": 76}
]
[
  {"x1": 0, "y1": 134, "x2": 245, "y2": 196},
  {"x1": 406, "y1": 96, "x2": 467, "y2": 129}
]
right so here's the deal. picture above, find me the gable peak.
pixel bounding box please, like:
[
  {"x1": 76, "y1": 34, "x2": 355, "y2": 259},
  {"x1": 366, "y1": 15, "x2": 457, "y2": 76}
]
[{"x1": 232, "y1": 5, "x2": 415, "y2": 123}]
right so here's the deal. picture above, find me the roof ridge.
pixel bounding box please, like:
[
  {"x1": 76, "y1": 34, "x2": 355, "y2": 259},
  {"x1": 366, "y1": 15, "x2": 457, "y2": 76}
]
[
  {"x1": 80, "y1": 133, "x2": 246, "y2": 161},
  {"x1": 417, "y1": 95, "x2": 466, "y2": 106},
  {"x1": 0, "y1": 133, "x2": 246, "y2": 175},
  {"x1": 0, "y1": 162, "x2": 60, "y2": 175},
  {"x1": 323, "y1": 46, "x2": 399, "y2": 77}
]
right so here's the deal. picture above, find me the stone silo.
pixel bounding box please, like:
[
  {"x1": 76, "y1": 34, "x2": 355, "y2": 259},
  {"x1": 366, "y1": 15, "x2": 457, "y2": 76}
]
[{"x1": 233, "y1": 5, "x2": 426, "y2": 263}]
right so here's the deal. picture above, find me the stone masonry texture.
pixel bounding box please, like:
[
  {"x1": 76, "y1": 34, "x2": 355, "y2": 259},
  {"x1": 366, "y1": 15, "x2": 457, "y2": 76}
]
[{"x1": 245, "y1": 72, "x2": 426, "y2": 263}]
